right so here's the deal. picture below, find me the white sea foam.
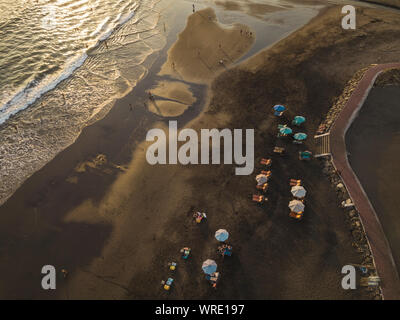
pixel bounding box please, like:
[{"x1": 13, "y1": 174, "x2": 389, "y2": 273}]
[{"x1": 0, "y1": 0, "x2": 164, "y2": 206}]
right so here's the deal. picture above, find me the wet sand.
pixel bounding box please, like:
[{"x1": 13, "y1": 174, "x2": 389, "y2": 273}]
[
  {"x1": 0, "y1": 1, "x2": 400, "y2": 299},
  {"x1": 346, "y1": 85, "x2": 400, "y2": 279}
]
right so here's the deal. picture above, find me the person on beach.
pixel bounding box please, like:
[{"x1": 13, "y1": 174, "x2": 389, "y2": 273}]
[
  {"x1": 61, "y1": 269, "x2": 68, "y2": 278},
  {"x1": 193, "y1": 4, "x2": 195, "y2": 12}
]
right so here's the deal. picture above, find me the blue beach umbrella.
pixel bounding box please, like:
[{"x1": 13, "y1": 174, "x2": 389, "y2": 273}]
[
  {"x1": 273, "y1": 105, "x2": 286, "y2": 112},
  {"x1": 280, "y1": 126, "x2": 293, "y2": 135},
  {"x1": 202, "y1": 259, "x2": 217, "y2": 275},
  {"x1": 293, "y1": 116, "x2": 306, "y2": 125},
  {"x1": 294, "y1": 132, "x2": 307, "y2": 141},
  {"x1": 215, "y1": 229, "x2": 229, "y2": 242}
]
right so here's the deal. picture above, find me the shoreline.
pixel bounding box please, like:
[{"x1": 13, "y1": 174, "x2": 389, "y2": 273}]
[
  {"x1": 1, "y1": 1, "x2": 400, "y2": 299},
  {"x1": 0, "y1": 0, "x2": 320, "y2": 208}
]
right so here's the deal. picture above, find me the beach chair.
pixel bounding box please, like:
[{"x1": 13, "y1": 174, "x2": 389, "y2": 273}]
[
  {"x1": 205, "y1": 272, "x2": 220, "y2": 288},
  {"x1": 260, "y1": 158, "x2": 272, "y2": 167},
  {"x1": 293, "y1": 139, "x2": 303, "y2": 144},
  {"x1": 273, "y1": 146, "x2": 285, "y2": 155},
  {"x1": 277, "y1": 132, "x2": 288, "y2": 138},
  {"x1": 256, "y1": 183, "x2": 268, "y2": 193},
  {"x1": 289, "y1": 211, "x2": 303, "y2": 220},
  {"x1": 274, "y1": 111, "x2": 284, "y2": 117},
  {"x1": 161, "y1": 278, "x2": 174, "y2": 291},
  {"x1": 218, "y1": 244, "x2": 233, "y2": 257},
  {"x1": 260, "y1": 170, "x2": 271, "y2": 177},
  {"x1": 290, "y1": 179, "x2": 302, "y2": 186},
  {"x1": 252, "y1": 194, "x2": 265, "y2": 203},
  {"x1": 168, "y1": 262, "x2": 177, "y2": 271}
]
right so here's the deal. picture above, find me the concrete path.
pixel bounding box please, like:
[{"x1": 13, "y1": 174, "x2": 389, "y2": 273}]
[{"x1": 330, "y1": 63, "x2": 400, "y2": 300}]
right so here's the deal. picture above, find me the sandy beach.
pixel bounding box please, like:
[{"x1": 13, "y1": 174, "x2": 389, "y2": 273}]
[{"x1": 0, "y1": 0, "x2": 400, "y2": 299}]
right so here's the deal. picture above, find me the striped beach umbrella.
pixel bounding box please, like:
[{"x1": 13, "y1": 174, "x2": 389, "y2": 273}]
[
  {"x1": 273, "y1": 105, "x2": 286, "y2": 112},
  {"x1": 294, "y1": 132, "x2": 307, "y2": 141},
  {"x1": 293, "y1": 116, "x2": 306, "y2": 125},
  {"x1": 202, "y1": 259, "x2": 217, "y2": 275},
  {"x1": 215, "y1": 229, "x2": 229, "y2": 242},
  {"x1": 280, "y1": 126, "x2": 293, "y2": 135}
]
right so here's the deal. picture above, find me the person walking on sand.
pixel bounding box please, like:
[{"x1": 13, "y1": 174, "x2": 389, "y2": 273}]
[
  {"x1": 61, "y1": 269, "x2": 68, "y2": 279},
  {"x1": 193, "y1": 4, "x2": 195, "y2": 12}
]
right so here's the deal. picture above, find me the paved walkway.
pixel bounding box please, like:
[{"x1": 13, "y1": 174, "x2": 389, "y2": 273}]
[{"x1": 330, "y1": 63, "x2": 400, "y2": 300}]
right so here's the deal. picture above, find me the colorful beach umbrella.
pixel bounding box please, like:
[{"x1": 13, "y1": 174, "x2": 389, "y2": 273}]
[
  {"x1": 273, "y1": 105, "x2": 286, "y2": 112},
  {"x1": 293, "y1": 116, "x2": 306, "y2": 125},
  {"x1": 215, "y1": 229, "x2": 229, "y2": 242},
  {"x1": 256, "y1": 174, "x2": 269, "y2": 186},
  {"x1": 294, "y1": 132, "x2": 307, "y2": 141},
  {"x1": 280, "y1": 126, "x2": 293, "y2": 135},
  {"x1": 291, "y1": 185, "x2": 307, "y2": 198},
  {"x1": 288, "y1": 200, "x2": 305, "y2": 213},
  {"x1": 202, "y1": 259, "x2": 217, "y2": 275}
]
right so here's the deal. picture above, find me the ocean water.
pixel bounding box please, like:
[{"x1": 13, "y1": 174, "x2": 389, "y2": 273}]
[{"x1": 0, "y1": 0, "x2": 166, "y2": 205}]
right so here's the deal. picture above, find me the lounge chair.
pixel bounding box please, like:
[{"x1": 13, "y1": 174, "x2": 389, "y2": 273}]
[
  {"x1": 273, "y1": 146, "x2": 285, "y2": 155},
  {"x1": 256, "y1": 183, "x2": 268, "y2": 193},
  {"x1": 260, "y1": 158, "x2": 272, "y2": 166},
  {"x1": 289, "y1": 211, "x2": 303, "y2": 220},
  {"x1": 290, "y1": 179, "x2": 302, "y2": 186},
  {"x1": 161, "y1": 278, "x2": 174, "y2": 290},
  {"x1": 260, "y1": 170, "x2": 271, "y2": 177},
  {"x1": 293, "y1": 140, "x2": 303, "y2": 144},
  {"x1": 252, "y1": 194, "x2": 265, "y2": 203},
  {"x1": 218, "y1": 244, "x2": 233, "y2": 257}
]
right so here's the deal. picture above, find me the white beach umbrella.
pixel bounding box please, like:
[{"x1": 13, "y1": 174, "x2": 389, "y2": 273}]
[
  {"x1": 202, "y1": 259, "x2": 217, "y2": 275},
  {"x1": 215, "y1": 229, "x2": 229, "y2": 242},
  {"x1": 291, "y1": 185, "x2": 306, "y2": 198},
  {"x1": 288, "y1": 200, "x2": 305, "y2": 213},
  {"x1": 256, "y1": 174, "x2": 268, "y2": 186}
]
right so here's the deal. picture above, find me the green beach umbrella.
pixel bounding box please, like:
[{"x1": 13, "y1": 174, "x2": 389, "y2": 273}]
[
  {"x1": 293, "y1": 116, "x2": 306, "y2": 125},
  {"x1": 294, "y1": 132, "x2": 307, "y2": 141}
]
